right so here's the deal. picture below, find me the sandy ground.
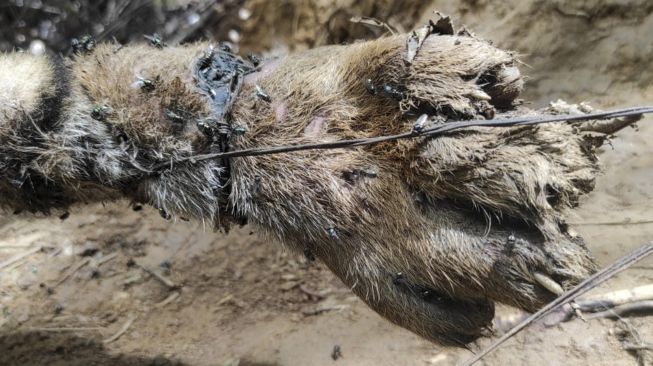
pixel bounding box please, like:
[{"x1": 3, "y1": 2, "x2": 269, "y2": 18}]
[{"x1": 1, "y1": 1, "x2": 653, "y2": 365}]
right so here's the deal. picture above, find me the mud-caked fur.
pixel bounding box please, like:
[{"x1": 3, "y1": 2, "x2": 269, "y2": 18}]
[{"x1": 0, "y1": 32, "x2": 634, "y2": 345}]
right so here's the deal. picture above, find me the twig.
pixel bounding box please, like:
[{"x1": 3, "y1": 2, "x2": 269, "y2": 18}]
[
  {"x1": 461, "y1": 242, "x2": 653, "y2": 366},
  {"x1": 496, "y1": 285, "x2": 653, "y2": 330},
  {"x1": 579, "y1": 284, "x2": 653, "y2": 311},
  {"x1": 586, "y1": 301, "x2": 653, "y2": 320},
  {"x1": 0, "y1": 246, "x2": 42, "y2": 271},
  {"x1": 350, "y1": 16, "x2": 398, "y2": 35},
  {"x1": 216, "y1": 294, "x2": 234, "y2": 306},
  {"x1": 151, "y1": 106, "x2": 653, "y2": 173},
  {"x1": 53, "y1": 257, "x2": 91, "y2": 288},
  {"x1": 570, "y1": 219, "x2": 653, "y2": 226},
  {"x1": 302, "y1": 304, "x2": 349, "y2": 316},
  {"x1": 96, "y1": 252, "x2": 119, "y2": 266},
  {"x1": 26, "y1": 327, "x2": 103, "y2": 332},
  {"x1": 103, "y1": 314, "x2": 137, "y2": 344},
  {"x1": 299, "y1": 285, "x2": 325, "y2": 298},
  {"x1": 155, "y1": 291, "x2": 180, "y2": 308},
  {"x1": 298, "y1": 285, "x2": 348, "y2": 299},
  {"x1": 135, "y1": 262, "x2": 177, "y2": 289},
  {"x1": 541, "y1": 284, "x2": 653, "y2": 325},
  {"x1": 623, "y1": 342, "x2": 653, "y2": 351}
]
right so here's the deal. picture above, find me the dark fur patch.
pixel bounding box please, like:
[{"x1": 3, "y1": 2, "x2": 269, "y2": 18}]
[{"x1": 31, "y1": 56, "x2": 70, "y2": 131}]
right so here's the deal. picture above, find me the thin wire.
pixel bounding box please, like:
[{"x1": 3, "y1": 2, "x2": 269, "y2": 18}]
[
  {"x1": 151, "y1": 106, "x2": 653, "y2": 172},
  {"x1": 460, "y1": 242, "x2": 653, "y2": 366}
]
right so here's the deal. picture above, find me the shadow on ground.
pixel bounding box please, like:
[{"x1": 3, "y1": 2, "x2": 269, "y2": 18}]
[{"x1": 0, "y1": 331, "x2": 187, "y2": 366}]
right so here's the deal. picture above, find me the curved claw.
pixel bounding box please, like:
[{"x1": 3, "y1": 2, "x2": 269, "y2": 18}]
[{"x1": 533, "y1": 272, "x2": 565, "y2": 296}]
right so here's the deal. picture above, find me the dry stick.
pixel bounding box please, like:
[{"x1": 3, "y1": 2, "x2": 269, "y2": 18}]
[
  {"x1": 96, "y1": 252, "x2": 119, "y2": 266},
  {"x1": 298, "y1": 285, "x2": 349, "y2": 299},
  {"x1": 302, "y1": 304, "x2": 349, "y2": 316},
  {"x1": 298, "y1": 285, "x2": 326, "y2": 299},
  {"x1": 570, "y1": 219, "x2": 653, "y2": 226},
  {"x1": 547, "y1": 284, "x2": 653, "y2": 325},
  {"x1": 586, "y1": 301, "x2": 653, "y2": 320},
  {"x1": 27, "y1": 326, "x2": 103, "y2": 332},
  {"x1": 579, "y1": 284, "x2": 653, "y2": 311},
  {"x1": 623, "y1": 342, "x2": 653, "y2": 351},
  {"x1": 155, "y1": 291, "x2": 180, "y2": 308},
  {"x1": 461, "y1": 242, "x2": 653, "y2": 366},
  {"x1": 495, "y1": 285, "x2": 653, "y2": 331},
  {"x1": 0, "y1": 246, "x2": 41, "y2": 271},
  {"x1": 134, "y1": 262, "x2": 177, "y2": 289},
  {"x1": 151, "y1": 106, "x2": 653, "y2": 172},
  {"x1": 350, "y1": 16, "x2": 398, "y2": 35},
  {"x1": 53, "y1": 257, "x2": 91, "y2": 288},
  {"x1": 103, "y1": 314, "x2": 137, "y2": 344}
]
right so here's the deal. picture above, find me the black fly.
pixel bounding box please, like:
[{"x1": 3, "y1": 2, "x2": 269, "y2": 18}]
[
  {"x1": 144, "y1": 33, "x2": 166, "y2": 49},
  {"x1": 71, "y1": 35, "x2": 96, "y2": 55},
  {"x1": 91, "y1": 104, "x2": 111, "y2": 121},
  {"x1": 382, "y1": 84, "x2": 405, "y2": 101},
  {"x1": 255, "y1": 84, "x2": 271, "y2": 102},
  {"x1": 412, "y1": 114, "x2": 428, "y2": 133}
]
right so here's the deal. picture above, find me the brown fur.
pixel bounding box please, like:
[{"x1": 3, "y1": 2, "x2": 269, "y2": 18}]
[{"x1": 0, "y1": 31, "x2": 632, "y2": 345}]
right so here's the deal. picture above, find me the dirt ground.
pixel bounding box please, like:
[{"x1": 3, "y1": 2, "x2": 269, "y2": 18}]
[{"x1": 1, "y1": 1, "x2": 653, "y2": 365}]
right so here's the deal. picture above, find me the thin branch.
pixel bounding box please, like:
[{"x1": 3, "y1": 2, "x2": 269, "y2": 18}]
[
  {"x1": 135, "y1": 261, "x2": 178, "y2": 289},
  {"x1": 461, "y1": 242, "x2": 653, "y2": 366},
  {"x1": 53, "y1": 257, "x2": 91, "y2": 288},
  {"x1": 26, "y1": 326, "x2": 103, "y2": 332},
  {"x1": 155, "y1": 291, "x2": 180, "y2": 308},
  {"x1": 102, "y1": 314, "x2": 137, "y2": 344},
  {"x1": 350, "y1": 16, "x2": 398, "y2": 35},
  {"x1": 570, "y1": 219, "x2": 653, "y2": 226},
  {"x1": 586, "y1": 300, "x2": 653, "y2": 320},
  {"x1": 0, "y1": 246, "x2": 42, "y2": 271}
]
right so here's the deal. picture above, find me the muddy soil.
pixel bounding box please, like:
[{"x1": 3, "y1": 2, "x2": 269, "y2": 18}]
[{"x1": 1, "y1": 1, "x2": 653, "y2": 365}]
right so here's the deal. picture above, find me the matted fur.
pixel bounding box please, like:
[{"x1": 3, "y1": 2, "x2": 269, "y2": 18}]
[{"x1": 0, "y1": 31, "x2": 633, "y2": 345}]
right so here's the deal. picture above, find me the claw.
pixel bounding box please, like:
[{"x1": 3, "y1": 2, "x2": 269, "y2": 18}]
[{"x1": 533, "y1": 272, "x2": 564, "y2": 296}]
